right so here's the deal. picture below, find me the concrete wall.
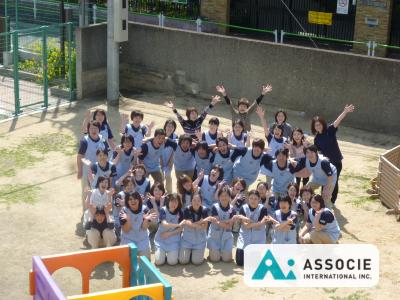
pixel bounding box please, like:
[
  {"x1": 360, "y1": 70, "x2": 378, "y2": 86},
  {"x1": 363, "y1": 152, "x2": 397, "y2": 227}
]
[
  {"x1": 76, "y1": 23, "x2": 108, "y2": 99},
  {"x1": 76, "y1": 22, "x2": 400, "y2": 133}
]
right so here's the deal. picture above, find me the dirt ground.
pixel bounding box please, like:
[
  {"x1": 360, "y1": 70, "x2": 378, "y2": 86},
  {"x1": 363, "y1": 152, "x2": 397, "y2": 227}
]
[{"x1": 0, "y1": 92, "x2": 399, "y2": 300}]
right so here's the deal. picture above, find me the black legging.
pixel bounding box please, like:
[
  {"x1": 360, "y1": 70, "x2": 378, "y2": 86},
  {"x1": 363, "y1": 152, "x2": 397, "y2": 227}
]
[
  {"x1": 331, "y1": 161, "x2": 342, "y2": 204},
  {"x1": 296, "y1": 176, "x2": 309, "y2": 187},
  {"x1": 236, "y1": 248, "x2": 244, "y2": 266}
]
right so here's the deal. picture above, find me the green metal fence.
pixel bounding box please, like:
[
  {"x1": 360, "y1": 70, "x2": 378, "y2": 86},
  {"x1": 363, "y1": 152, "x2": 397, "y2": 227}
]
[{"x1": 0, "y1": 22, "x2": 75, "y2": 118}]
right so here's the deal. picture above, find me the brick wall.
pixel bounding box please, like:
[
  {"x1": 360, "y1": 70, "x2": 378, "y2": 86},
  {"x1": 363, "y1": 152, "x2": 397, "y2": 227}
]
[
  {"x1": 200, "y1": 0, "x2": 230, "y2": 32},
  {"x1": 353, "y1": 0, "x2": 394, "y2": 56}
]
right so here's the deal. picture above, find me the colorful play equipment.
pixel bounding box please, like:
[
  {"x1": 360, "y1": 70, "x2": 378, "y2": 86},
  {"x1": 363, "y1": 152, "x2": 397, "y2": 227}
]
[{"x1": 29, "y1": 243, "x2": 173, "y2": 300}]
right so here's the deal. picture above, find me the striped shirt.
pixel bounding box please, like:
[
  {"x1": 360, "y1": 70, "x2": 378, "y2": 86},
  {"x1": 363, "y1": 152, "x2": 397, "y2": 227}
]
[{"x1": 173, "y1": 104, "x2": 214, "y2": 138}]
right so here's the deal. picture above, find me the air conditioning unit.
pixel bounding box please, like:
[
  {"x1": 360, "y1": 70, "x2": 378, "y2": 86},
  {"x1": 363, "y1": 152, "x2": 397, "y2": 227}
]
[{"x1": 114, "y1": 0, "x2": 128, "y2": 42}]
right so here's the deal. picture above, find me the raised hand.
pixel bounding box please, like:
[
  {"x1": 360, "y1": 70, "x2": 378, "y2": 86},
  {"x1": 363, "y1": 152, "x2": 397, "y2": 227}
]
[
  {"x1": 256, "y1": 105, "x2": 265, "y2": 117},
  {"x1": 211, "y1": 95, "x2": 222, "y2": 106},
  {"x1": 261, "y1": 84, "x2": 272, "y2": 95},
  {"x1": 216, "y1": 85, "x2": 227, "y2": 96},
  {"x1": 195, "y1": 129, "x2": 202, "y2": 141},
  {"x1": 164, "y1": 100, "x2": 175, "y2": 109},
  {"x1": 84, "y1": 109, "x2": 92, "y2": 120},
  {"x1": 120, "y1": 113, "x2": 129, "y2": 122},
  {"x1": 147, "y1": 121, "x2": 155, "y2": 129},
  {"x1": 198, "y1": 169, "x2": 205, "y2": 179},
  {"x1": 344, "y1": 104, "x2": 355, "y2": 114}
]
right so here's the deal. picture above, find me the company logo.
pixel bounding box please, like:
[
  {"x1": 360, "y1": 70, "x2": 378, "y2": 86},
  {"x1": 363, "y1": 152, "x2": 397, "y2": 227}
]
[
  {"x1": 244, "y1": 244, "x2": 379, "y2": 287},
  {"x1": 252, "y1": 250, "x2": 296, "y2": 280}
]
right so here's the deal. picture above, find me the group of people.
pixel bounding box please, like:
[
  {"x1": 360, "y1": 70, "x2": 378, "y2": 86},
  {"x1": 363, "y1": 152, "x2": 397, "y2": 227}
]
[{"x1": 76, "y1": 83, "x2": 355, "y2": 266}]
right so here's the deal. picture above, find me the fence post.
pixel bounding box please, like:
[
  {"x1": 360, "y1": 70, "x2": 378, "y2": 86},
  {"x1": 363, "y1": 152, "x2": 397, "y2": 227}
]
[
  {"x1": 158, "y1": 13, "x2": 163, "y2": 27},
  {"x1": 34, "y1": 0, "x2": 37, "y2": 19},
  {"x1": 367, "y1": 41, "x2": 371, "y2": 56},
  {"x1": 280, "y1": 30, "x2": 285, "y2": 44},
  {"x1": 12, "y1": 31, "x2": 20, "y2": 115},
  {"x1": 196, "y1": 17, "x2": 202, "y2": 32},
  {"x1": 273, "y1": 29, "x2": 278, "y2": 43},
  {"x1": 67, "y1": 22, "x2": 73, "y2": 101},
  {"x1": 93, "y1": 4, "x2": 97, "y2": 24},
  {"x1": 42, "y1": 26, "x2": 49, "y2": 109},
  {"x1": 15, "y1": 0, "x2": 19, "y2": 29},
  {"x1": 371, "y1": 41, "x2": 377, "y2": 57}
]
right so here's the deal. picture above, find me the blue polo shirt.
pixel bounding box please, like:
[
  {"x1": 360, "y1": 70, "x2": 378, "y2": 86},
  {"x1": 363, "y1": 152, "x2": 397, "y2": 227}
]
[{"x1": 314, "y1": 124, "x2": 343, "y2": 164}]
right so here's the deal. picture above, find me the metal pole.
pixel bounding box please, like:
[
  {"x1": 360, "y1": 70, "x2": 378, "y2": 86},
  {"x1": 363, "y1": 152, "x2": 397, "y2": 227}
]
[
  {"x1": 280, "y1": 30, "x2": 285, "y2": 44},
  {"x1": 67, "y1": 22, "x2": 73, "y2": 101},
  {"x1": 371, "y1": 41, "x2": 377, "y2": 57},
  {"x1": 15, "y1": 0, "x2": 19, "y2": 30},
  {"x1": 367, "y1": 41, "x2": 371, "y2": 56},
  {"x1": 196, "y1": 17, "x2": 202, "y2": 32},
  {"x1": 34, "y1": 0, "x2": 37, "y2": 19},
  {"x1": 5, "y1": 0, "x2": 9, "y2": 52},
  {"x1": 42, "y1": 26, "x2": 49, "y2": 108},
  {"x1": 273, "y1": 29, "x2": 278, "y2": 43},
  {"x1": 93, "y1": 4, "x2": 97, "y2": 24},
  {"x1": 12, "y1": 31, "x2": 20, "y2": 115},
  {"x1": 60, "y1": 0, "x2": 65, "y2": 76},
  {"x1": 107, "y1": 0, "x2": 119, "y2": 104}
]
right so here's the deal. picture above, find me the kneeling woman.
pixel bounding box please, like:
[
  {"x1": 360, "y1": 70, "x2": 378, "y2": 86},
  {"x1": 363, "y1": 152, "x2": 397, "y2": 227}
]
[
  {"x1": 236, "y1": 190, "x2": 269, "y2": 266},
  {"x1": 120, "y1": 192, "x2": 157, "y2": 259},
  {"x1": 154, "y1": 194, "x2": 184, "y2": 265},
  {"x1": 299, "y1": 194, "x2": 340, "y2": 244},
  {"x1": 207, "y1": 186, "x2": 240, "y2": 262},
  {"x1": 179, "y1": 193, "x2": 210, "y2": 265},
  {"x1": 270, "y1": 196, "x2": 298, "y2": 244}
]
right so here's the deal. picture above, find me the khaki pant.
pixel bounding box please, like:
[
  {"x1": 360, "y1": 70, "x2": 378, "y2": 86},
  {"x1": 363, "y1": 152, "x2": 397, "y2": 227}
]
[
  {"x1": 303, "y1": 230, "x2": 335, "y2": 244},
  {"x1": 175, "y1": 170, "x2": 194, "y2": 181},
  {"x1": 209, "y1": 249, "x2": 232, "y2": 262},
  {"x1": 87, "y1": 228, "x2": 117, "y2": 248},
  {"x1": 149, "y1": 171, "x2": 164, "y2": 184},
  {"x1": 179, "y1": 248, "x2": 205, "y2": 265},
  {"x1": 307, "y1": 182, "x2": 334, "y2": 208},
  {"x1": 155, "y1": 249, "x2": 179, "y2": 265}
]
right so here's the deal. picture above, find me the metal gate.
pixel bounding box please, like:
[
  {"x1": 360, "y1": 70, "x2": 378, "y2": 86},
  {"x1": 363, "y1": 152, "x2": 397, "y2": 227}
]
[
  {"x1": 230, "y1": 0, "x2": 357, "y2": 42},
  {"x1": 0, "y1": 23, "x2": 75, "y2": 118}
]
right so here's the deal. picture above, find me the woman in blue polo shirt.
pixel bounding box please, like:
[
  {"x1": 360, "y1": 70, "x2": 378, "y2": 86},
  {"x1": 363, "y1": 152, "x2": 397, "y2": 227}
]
[
  {"x1": 299, "y1": 194, "x2": 340, "y2": 244},
  {"x1": 311, "y1": 104, "x2": 355, "y2": 206}
]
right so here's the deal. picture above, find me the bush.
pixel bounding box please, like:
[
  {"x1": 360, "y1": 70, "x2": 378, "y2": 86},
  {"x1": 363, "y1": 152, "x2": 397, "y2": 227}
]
[{"x1": 19, "y1": 38, "x2": 76, "y2": 89}]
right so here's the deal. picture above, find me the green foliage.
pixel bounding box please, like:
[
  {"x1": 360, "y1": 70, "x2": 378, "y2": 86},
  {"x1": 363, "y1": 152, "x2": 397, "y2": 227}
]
[
  {"x1": 0, "y1": 133, "x2": 76, "y2": 177},
  {"x1": 18, "y1": 38, "x2": 76, "y2": 88},
  {"x1": 329, "y1": 290, "x2": 371, "y2": 300},
  {"x1": 0, "y1": 184, "x2": 40, "y2": 208},
  {"x1": 217, "y1": 277, "x2": 239, "y2": 292}
]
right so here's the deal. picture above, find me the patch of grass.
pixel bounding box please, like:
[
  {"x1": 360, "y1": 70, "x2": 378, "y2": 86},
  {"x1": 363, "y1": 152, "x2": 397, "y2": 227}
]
[
  {"x1": 217, "y1": 277, "x2": 239, "y2": 292},
  {"x1": 22, "y1": 133, "x2": 76, "y2": 156},
  {"x1": 323, "y1": 288, "x2": 338, "y2": 294},
  {"x1": 341, "y1": 172, "x2": 371, "y2": 183},
  {"x1": 0, "y1": 184, "x2": 40, "y2": 208},
  {"x1": 0, "y1": 148, "x2": 41, "y2": 177},
  {"x1": 346, "y1": 196, "x2": 376, "y2": 208},
  {"x1": 0, "y1": 133, "x2": 76, "y2": 177},
  {"x1": 329, "y1": 290, "x2": 371, "y2": 300}
]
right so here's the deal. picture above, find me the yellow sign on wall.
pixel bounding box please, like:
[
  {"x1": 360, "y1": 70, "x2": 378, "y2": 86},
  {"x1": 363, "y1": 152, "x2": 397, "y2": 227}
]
[{"x1": 308, "y1": 11, "x2": 333, "y2": 26}]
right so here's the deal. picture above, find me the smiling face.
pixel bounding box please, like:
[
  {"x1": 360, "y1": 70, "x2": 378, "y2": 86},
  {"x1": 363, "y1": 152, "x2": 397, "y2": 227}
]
[
  {"x1": 276, "y1": 152, "x2": 287, "y2": 165},
  {"x1": 98, "y1": 179, "x2": 108, "y2": 192},
  {"x1": 97, "y1": 151, "x2": 108, "y2": 165},
  {"x1": 153, "y1": 186, "x2": 163, "y2": 199},
  {"x1": 210, "y1": 168, "x2": 220, "y2": 182},
  {"x1": 125, "y1": 180, "x2": 134, "y2": 193},
  {"x1": 128, "y1": 196, "x2": 139, "y2": 210},
  {"x1": 248, "y1": 193, "x2": 260, "y2": 208},
  {"x1": 301, "y1": 191, "x2": 312, "y2": 203},
  {"x1": 217, "y1": 141, "x2": 228, "y2": 154},
  {"x1": 168, "y1": 198, "x2": 178, "y2": 212},
  {"x1": 311, "y1": 197, "x2": 321, "y2": 211},
  {"x1": 288, "y1": 185, "x2": 297, "y2": 199},
  {"x1": 252, "y1": 146, "x2": 263, "y2": 157},
  {"x1": 257, "y1": 184, "x2": 267, "y2": 197},
  {"x1": 88, "y1": 124, "x2": 100, "y2": 139},
  {"x1": 123, "y1": 139, "x2": 133, "y2": 151},
  {"x1": 132, "y1": 116, "x2": 142, "y2": 127},
  {"x1": 233, "y1": 181, "x2": 244, "y2": 192},
  {"x1": 165, "y1": 123, "x2": 175, "y2": 136},
  {"x1": 314, "y1": 121, "x2": 323, "y2": 134},
  {"x1": 292, "y1": 130, "x2": 303, "y2": 144},
  {"x1": 273, "y1": 126, "x2": 283, "y2": 138},
  {"x1": 238, "y1": 104, "x2": 247, "y2": 113},
  {"x1": 197, "y1": 147, "x2": 207, "y2": 158},
  {"x1": 94, "y1": 213, "x2": 106, "y2": 224},
  {"x1": 233, "y1": 123, "x2": 244, "y2": 135},
  {"x1": 180, "y1": 140, "x2": 191, "y2": 152},
  {"x1": 95, "y1": 112, "x2": 105, "y2": 124},
  {"x1": 276, "y1": 112, "x2": 286, "y2": 125},
  {"x1": 209, "y1": 123, "x2": 218, "y2": 134},
  {"x1": 219, "y1": 191, "x2": 230, "y2": 207},
  {"x1": 183, "y1": 181, "x2": 192, "y2": 192},
  {"x1": 279, "y1": 200, "x2": 290, "y2": 212},
  {"x1": 305, "y1": 149, "x2": 318, "y2": 163},
  {"x1": 134, "y1": 168, "x2": 145, "y2": 180},
  {"x1": 153, "y1": 134, "x2": 166, "y2": 147},
  {"x1": 191, "y1": 194, "x2": 202, "y2": 210},
  {"x1": 189, "y1": 111, "x2": 198, "y2": 121}
]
